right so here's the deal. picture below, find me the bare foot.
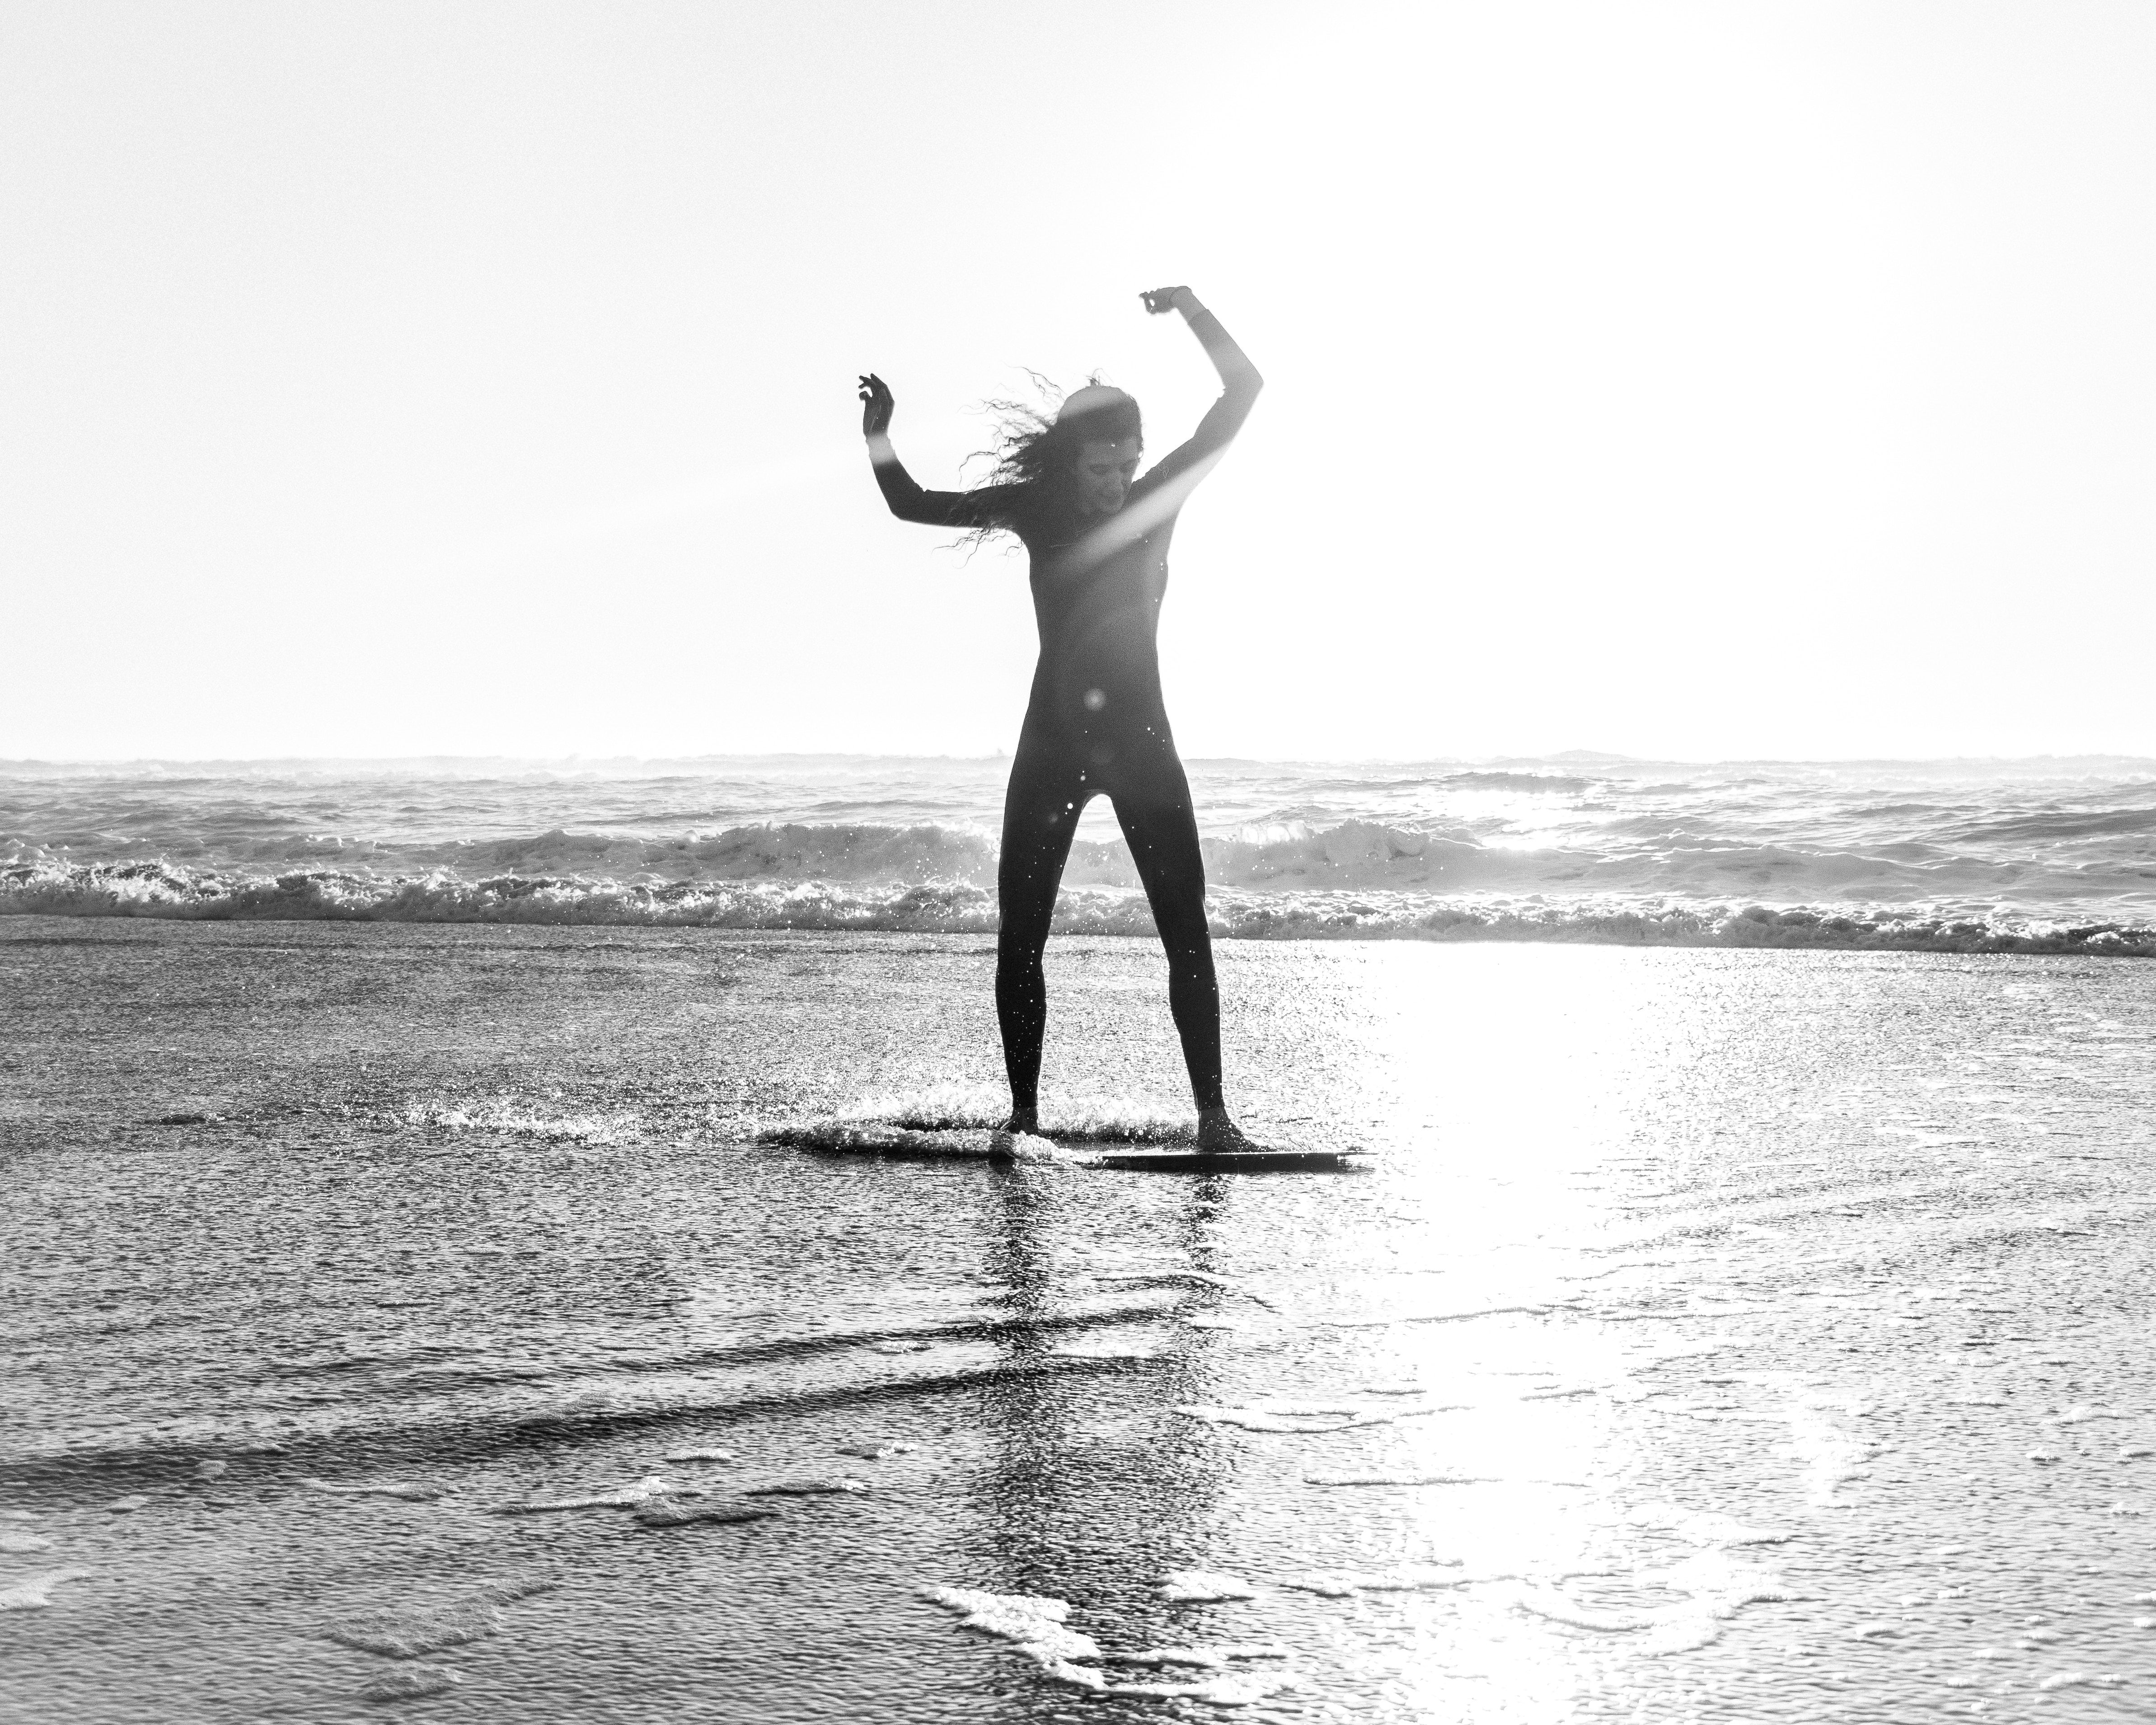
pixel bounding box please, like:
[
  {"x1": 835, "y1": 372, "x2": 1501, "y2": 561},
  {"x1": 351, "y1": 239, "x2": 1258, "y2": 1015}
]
[
  {"x1": 988, "y1": 1106, "x2": 1041, "y2": 1160},
  {"x1": 1195, "y1": 1108, "x2": 1259, "y2": 1154}
]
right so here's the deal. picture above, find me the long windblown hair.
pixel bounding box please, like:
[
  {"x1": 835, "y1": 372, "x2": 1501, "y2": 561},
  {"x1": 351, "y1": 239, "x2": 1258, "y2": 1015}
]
[{"x1": 960, "y1": 372, "x2": 1143, "y2": 541}]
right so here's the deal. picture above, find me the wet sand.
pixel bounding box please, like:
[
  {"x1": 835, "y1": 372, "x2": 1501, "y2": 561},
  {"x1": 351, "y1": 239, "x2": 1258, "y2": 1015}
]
[{"x1": 4, "y1": 918, "x2": 2154, "y2": 1721}]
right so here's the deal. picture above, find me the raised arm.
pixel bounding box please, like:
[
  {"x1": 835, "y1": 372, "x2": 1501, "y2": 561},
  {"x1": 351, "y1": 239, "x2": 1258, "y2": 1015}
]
[
  {"x1": 858, "y1": 372, "x2": 1003, "y2": 530},
  {"x1": 1134, "y1": 287, "x2": 1264, "y2": 495}
]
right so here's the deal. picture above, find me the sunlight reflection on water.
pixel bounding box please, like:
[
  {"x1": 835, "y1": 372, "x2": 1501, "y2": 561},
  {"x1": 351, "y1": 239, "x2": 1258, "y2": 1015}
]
[{"x1": 5, "y1": 928, "x2": 2155, "y2": 1720}]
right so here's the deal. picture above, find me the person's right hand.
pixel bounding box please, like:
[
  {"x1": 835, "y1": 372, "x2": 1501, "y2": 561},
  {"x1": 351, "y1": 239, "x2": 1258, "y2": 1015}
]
[{"x1": 858, "y1": 373, "x2": 895, "y2": 438}]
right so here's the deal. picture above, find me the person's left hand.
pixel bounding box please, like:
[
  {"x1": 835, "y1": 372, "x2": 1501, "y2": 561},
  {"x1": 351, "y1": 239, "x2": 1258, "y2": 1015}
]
[{"x1": 1139, "y1": 285, "x2": 1194, "y2": 316}]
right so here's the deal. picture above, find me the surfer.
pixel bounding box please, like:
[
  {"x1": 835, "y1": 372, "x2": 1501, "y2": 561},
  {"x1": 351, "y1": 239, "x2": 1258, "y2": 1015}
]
[{"x1": 860, "y1": 286, "x2": 1262, "y2": 1153}]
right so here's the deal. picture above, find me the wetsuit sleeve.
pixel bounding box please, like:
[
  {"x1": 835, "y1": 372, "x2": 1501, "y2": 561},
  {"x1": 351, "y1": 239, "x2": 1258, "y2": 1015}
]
[
  {"x1": 1134, "y1": 303, "x2": 1264, "y2": 499},
  {"x1": 869, "y1": 440, "x2": 1016, "y2": 530}
]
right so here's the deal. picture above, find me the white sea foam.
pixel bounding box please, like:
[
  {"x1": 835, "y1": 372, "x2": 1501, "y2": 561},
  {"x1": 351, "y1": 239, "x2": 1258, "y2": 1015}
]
[
  {"x1": 834, "y1": 1083, "x2": 1190, "y2": 1144},
  {"x1": 632, "y1": 1500, "x2": 778, "y2": 1528},
  {"x1": 2045, "y1": 1403, "x2": 2112, "y2": 1424},
  {"x1": 322, "y1": 1579, "x2": 553, "y2": 1659},
  {"x1": 323, "y1": 1601, "x2": 505, "y2": 1658},
  {"x1": 404, "y1": 1102, "x2": 642, "y2": 1145},
  {"x1": 1051, "y1": 1338, "x2": 1166, "y2": 1359},
  {"x1": 1509, "y1": 1589, "x2": 1649, "y2": 1633},
  {"x1": 1283, "y1": 1564, "x2": 1467, "y2": 1598},
  {"x1": 1506, "y1": 1549, "x2": 1799, "y2": 1655},
  {"x1": 1323, "y1": 1301, "x2": 1553, "y2": 1329},
  {"x1": 1073, "y1": 1667, "x2": 1299, "y2": 1705},
  {"x1": 301, "y1": 1477, "x2": 441, "y2": 1502},
  {"x1": 1175, "y1": 1402, "x2": 1367, "y2": 1433},
  {"x1": 922, "y1": 1583, "x2": 1295, "y2": 1705},
  {"x1": 0, "y1": 1568, "x2": 90, "y2": 1610},
  {"x1": 0, "y1": 1531, "x2": 56, "y2": 1553},
  {"x1": 742, "y1": 1476, "x2": 868, "y2": 1496},
  {"x1": 1159, "y1": 1569, "x2": 1259, "y2": 1602},
  {"x1": 1277, "y1": 1573, "x2": 1361, "y2": 1599},
  {"x1": 495, "y1": 1476, "x2": 683, "y2": 1514},
  {"x1": 662, "y1": 1448, "x2": 739, "y2": 1464},
  {"x1": 761, "y1": 1120, "x2": 1069, "y2": 1162},
  {"x1": 1109, "y1": 1644, "x2": 1292, "y2": 1667},
  {"x1": 1176, "y1": 1400, "x2": 1459, "y2": 1433},
  {"x1": 469, "y1": 1577, "x2": 559, "y2": 1605},
  {"x1": 14, "y1": 860, "x2": 2147, "y2": 952},
  {"x1": 922, "y1": 1586, "x2": 1102, "y2": 1664}
]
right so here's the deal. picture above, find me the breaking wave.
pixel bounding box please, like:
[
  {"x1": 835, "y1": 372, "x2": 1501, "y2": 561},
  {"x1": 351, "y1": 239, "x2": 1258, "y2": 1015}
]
[
  {"x1": 8, "y1": 809, "x2": 2155, "y2": 897},
  {"x1": 7, "y1": 757, "x2": 2155, "y2": 955},
  {"x1": 4, "y1": 853, "x2": 2151, "y2": 955}
]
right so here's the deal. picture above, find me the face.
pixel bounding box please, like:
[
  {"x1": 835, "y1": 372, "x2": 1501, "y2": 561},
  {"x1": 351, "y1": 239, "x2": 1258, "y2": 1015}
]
[{"x1": 1072, "y1": 437, "x2": 1141, "y2": 514}]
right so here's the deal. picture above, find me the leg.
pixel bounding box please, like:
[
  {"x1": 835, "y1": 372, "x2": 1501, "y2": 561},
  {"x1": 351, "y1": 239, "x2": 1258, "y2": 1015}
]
[
  {"x1": 1111, "y1": 773, "x2": 1252, "y2": 1150},
  {"x1": 996, "y1": 737, "x2": 1086, "y2": 1132}
]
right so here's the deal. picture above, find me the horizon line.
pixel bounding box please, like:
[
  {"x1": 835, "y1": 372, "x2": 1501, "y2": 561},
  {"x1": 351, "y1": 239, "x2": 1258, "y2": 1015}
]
[{"x1": 6, "y1": 749, "x2": 2156, "y2": 772}]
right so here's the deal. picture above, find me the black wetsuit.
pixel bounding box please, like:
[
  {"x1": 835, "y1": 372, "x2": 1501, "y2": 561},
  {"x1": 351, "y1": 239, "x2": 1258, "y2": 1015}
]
[{"x1": 872, "y1": 309, "x2": 1261, "y2": 1115}]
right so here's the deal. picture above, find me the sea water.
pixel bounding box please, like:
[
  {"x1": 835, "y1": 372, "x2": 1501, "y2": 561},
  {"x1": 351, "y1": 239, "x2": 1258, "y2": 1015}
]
[
  {"x1": 5, "y1": 920, "x2": 2155, "y2": 1720},
  {"x1": 4, "y1": 752, "x2": 2154, "y2": 951}
]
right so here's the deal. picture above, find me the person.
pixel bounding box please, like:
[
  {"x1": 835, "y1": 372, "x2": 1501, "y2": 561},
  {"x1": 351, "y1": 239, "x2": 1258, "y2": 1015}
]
[{"x1": 858, "y1": 285, "x2": 1262, "y2": 1153}]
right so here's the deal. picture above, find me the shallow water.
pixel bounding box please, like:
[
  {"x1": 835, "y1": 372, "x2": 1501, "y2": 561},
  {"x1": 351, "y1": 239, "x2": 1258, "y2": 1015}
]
[{"x1": 4, "y1": 920, "x2": 2154, "y2": 1720}]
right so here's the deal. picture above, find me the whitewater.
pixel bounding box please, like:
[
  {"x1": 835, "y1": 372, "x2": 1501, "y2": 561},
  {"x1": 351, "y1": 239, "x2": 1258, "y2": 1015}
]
[{"x1": 4, "y1": 754, "x2": 2154, "y2": 954}]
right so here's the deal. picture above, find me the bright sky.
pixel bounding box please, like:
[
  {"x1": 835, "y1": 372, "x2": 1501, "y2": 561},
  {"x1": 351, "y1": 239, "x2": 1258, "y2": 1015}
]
[{"x1": 5, "y1": 1, "x2": 2152, "y2": 763}]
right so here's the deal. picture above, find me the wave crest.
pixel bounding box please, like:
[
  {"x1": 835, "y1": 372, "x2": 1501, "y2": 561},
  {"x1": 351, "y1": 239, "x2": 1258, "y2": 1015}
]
[
  {"x1": 13, "y1": 804, "x2": 2156, "y2": 904},
  {"x1": 5, "y1": 858, "x2": 2151, "y2": 954}
]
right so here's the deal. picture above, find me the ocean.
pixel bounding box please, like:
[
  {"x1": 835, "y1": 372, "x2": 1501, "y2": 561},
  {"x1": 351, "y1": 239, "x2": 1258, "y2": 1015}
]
[
  {"x1": 5, "y1": 753, "x2": 2154, "y2": 952},
  {"x1": 7, "y1": 752, "x2": 2156, "y2": 1720}
]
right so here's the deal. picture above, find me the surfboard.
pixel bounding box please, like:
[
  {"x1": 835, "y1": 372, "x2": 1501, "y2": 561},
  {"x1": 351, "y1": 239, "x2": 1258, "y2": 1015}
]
[
  {"x1": 759, "y1": 1122, "x2": 1364, "y2": 1172},
  {"x1": 1078, "y1": 1146, "x2": 1361, "y2": 1172}
]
